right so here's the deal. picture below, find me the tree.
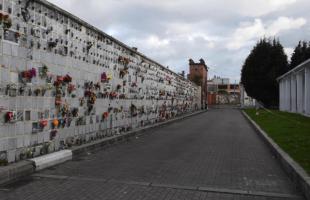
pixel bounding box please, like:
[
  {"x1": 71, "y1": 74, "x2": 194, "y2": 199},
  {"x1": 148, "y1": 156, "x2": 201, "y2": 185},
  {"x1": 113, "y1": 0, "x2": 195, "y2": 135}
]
[
  {"x1": 290, "y1": 41, "x2": 310, "y2": 70},
  {"x1": 241, "y1": 38, "x2": 289, "y2": 108}
]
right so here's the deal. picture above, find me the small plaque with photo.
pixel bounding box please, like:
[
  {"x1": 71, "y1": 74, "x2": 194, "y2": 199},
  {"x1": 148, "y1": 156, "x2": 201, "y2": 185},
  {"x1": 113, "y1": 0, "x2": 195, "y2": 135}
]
[{"x1": 3, "y1": 30, "x2": 20, "y2": 44}]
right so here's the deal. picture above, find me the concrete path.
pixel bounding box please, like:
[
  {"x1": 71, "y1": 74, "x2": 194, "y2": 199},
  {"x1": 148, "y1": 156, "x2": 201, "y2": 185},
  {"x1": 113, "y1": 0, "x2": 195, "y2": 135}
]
[{"x1": 0, "y1": 108, "x2": 304, "y2": 199}]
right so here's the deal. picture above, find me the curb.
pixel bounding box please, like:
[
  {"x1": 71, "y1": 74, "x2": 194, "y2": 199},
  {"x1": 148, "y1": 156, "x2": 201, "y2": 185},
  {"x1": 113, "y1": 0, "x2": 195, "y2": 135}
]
[
  {"x1": 0, "y1": 160, "x2": 34, "y2": 186},
  {"x1": 242, "y1": 110, "x2": 310, "y2": 200},
  {"x1": 0, "y1": 110, "x2": 206, "y2": 186},
  {"x1": 30, "y1": 150, "x2": 73, "y2": 171}
]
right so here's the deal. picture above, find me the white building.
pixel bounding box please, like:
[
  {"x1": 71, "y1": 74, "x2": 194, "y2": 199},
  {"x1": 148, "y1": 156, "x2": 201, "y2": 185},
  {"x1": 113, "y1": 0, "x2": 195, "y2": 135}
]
[
  {"x1": 278, "y1": 59, "x2": 310, "y2": 116},
  {"x1": 212, "y1": 76, "x2": 230, "y2": 85},
  {"x1": 240, "y1": 84, "x2": 256, "y2": 108}
]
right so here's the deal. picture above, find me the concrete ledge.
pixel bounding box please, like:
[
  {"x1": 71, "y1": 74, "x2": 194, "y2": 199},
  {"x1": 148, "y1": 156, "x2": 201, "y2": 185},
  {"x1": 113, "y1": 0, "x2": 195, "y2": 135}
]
[
  {"x1": 242, "y1": 110, "x2": 310, "y2": 200},
  {"x1": 71, "y1": 110, "x2": 207, "y2": 157},
  {"x1": 30, "y1": 150, "x2": 72, "y2": 171},
  {"x1": 0, "y1": 161, "x2": 34, "y2": 186}
]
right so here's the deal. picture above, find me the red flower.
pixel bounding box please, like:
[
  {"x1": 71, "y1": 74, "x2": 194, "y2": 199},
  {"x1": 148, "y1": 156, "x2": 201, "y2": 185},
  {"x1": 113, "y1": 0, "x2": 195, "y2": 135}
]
[
  {"x1": 40, "y1": 120, "x2": 48, "y2": 127},
  {"x1": 103, "y1": 112, "x2": 109, "y2": 119},
  {"x1": 6, "y1": 112, "x2": 14, "y2": 122}
]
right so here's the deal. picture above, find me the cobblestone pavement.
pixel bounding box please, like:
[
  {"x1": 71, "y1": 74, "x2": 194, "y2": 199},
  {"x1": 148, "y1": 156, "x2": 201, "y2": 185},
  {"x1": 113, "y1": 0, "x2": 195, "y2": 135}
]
[{"x1": 0, "y1": 108, "x2": 304, "y2": 200}]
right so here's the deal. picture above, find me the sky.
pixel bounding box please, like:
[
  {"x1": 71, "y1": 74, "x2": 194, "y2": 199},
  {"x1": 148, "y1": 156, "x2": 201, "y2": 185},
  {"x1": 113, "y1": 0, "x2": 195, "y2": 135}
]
[{"x1": 49, "y1": 0, "x2": 310, "y2": 82}]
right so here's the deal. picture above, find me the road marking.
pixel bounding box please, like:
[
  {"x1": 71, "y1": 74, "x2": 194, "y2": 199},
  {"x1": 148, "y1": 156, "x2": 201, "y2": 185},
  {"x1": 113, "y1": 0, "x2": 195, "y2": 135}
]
[{"x1": 32, "y1": 173, "x2": 303, "y2": 199}]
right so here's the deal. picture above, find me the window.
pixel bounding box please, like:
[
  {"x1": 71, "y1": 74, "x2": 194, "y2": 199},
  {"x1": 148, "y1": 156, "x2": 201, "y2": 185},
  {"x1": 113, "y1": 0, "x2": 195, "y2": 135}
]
[{"x1": 25, "y1": 111, "x2": 31, "y2": 121}]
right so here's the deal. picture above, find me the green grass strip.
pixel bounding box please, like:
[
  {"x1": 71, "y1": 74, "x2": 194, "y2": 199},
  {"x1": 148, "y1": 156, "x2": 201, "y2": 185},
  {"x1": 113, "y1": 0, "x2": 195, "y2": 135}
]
[{"x1": 245, "y1": 109, "x2": 310, "y2": 175}]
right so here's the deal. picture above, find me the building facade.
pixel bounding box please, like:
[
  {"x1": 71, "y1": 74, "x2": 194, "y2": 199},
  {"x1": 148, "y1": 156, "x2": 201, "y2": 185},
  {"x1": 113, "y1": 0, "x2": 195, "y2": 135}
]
[
  {"x1": 0, "y1": 0, "x2": 201, "y2": 164},
  {"x1": 207, "y1": 76, "x2": 240, "y2": 105},
  {"x1": 188, "y1": 59, "x2": 208, "y2": 108},
  {"x1": 240, "y1": 84, "x2": 256, "y2": 108},
  {"x1": 278, "y1": 59, "x2": 310, "y2": 116}
]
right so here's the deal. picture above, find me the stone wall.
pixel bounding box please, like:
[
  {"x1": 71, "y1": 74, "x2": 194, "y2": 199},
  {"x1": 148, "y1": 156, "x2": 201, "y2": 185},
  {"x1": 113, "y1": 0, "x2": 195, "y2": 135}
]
[{"x1": 0, "y1": 0, "x2": 201, "y2": 164}]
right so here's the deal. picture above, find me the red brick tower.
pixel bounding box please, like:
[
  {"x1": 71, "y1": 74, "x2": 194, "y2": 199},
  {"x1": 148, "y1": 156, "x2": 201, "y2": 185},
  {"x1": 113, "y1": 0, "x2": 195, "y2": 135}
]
[{"x1": 189, "y1": 59, "x2": 208, "y2": 109}]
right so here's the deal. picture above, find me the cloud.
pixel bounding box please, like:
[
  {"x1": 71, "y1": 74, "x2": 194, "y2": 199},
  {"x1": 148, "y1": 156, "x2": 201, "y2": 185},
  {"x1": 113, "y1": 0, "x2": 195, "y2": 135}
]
[
  {"x1": 227, "y1": 17, "x2": 306, "y2": 50},
  {"x1": 237, "y1": 0, "x2": 298, "y2": 17},
  {"x1": 146, "y1": 36, "x2": 170, "y2": 48},
  {"x1": 267, "y1": 17, "x2": 306, "y2": 35},
  {"x1": 284, "y1": 47, "x2": 295, "y2": 60},
  {"x1": 47, "y1": 0, "x2": 310, "y2": 82}
]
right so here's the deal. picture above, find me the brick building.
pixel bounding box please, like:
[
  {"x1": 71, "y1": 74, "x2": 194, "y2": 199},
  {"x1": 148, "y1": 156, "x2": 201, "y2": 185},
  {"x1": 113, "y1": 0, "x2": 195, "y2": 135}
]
[{"x1": 188, "y1": 59, "x2": 208, "y2": 108}]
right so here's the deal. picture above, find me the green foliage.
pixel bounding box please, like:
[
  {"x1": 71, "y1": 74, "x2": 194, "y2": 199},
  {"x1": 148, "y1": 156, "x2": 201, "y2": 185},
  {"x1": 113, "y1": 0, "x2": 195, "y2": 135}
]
[
  {"x1": 241, "y1": 38, "x2": 289, "y2": 108},
  {"x1": 290, "y1": 41, "x2": 310, "y2": 70},
  {"x1": 245, "y1": 109, "x2": 310, "y2": 174}
]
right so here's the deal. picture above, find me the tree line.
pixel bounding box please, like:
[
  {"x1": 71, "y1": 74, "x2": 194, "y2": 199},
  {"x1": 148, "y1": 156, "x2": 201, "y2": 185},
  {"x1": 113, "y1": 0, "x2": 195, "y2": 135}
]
[{"x1": 241, "y1": 39, "x2": 310, "y2": 108}]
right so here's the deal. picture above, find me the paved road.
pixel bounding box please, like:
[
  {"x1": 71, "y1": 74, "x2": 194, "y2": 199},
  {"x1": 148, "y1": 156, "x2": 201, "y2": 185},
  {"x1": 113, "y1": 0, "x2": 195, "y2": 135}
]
[{"x1": 0, "y1": 108, "x2": 304, "y2": 200}]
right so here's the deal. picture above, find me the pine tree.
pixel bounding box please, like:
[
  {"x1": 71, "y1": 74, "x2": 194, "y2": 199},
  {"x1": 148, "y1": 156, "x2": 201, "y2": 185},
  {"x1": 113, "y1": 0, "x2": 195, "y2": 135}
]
[
  {"x1": 289, "y1": 41, "x2": 310, "y2": 70},
  {"x1": 241, "y1": 38, "x2": 288, "y2": 108}
]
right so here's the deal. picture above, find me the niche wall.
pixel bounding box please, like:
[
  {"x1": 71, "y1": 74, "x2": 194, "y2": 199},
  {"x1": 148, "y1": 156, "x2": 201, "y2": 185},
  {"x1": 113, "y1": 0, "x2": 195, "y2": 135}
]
[{"x1": 0, "y1": 0, "x2": 201, "y2": 164}]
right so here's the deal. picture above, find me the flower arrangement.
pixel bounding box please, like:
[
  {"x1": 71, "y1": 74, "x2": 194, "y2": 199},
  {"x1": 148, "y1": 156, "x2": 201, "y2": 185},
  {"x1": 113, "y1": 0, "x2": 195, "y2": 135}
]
[
  {"x1": 118, "y1": 56, "x2": 130, "y2": 65},
  {"x1": 39, "y1": 65, "x2": 49, "y2": 78},
  {"x1": 102, "y1": 112, "x2": 109, "y2": 120},
  {"x1": 119, "y1": 68, "x2": 128, "y2": 78},
  {"x1": 71, "y1": 108, "x2": 79, "y2": 117},
  {"x1": 130, "y1": 104, "x2": 137, "y2": 117},
  {"x1": 159, "y1": 90, "x2": 165, "y2": 96},
  {"x1": 5, "y1": 111, "x2": 15, "y2": 123},
  {"x1": 52, "y1": 119, "x2": 59, "y2": 129},
  {"x1": 109, "y1": 92, "x2": 118, "y2": 99},
  {"x1": 84, "y1": 90, "x2": 92, "y2": 97},
  {"x1": 21, "y1": 68, "x2": 36, "y2": 82},
  {"x1": 131, "y1": 82, "x2": 137, "y2": 87},
  {"x1": 88, "y1": 93, "x2": 97, "y2": 105},
  {"x1": 0, "y1": 11, "x2": 12, "y2": 29},
  {"x1": 19, "y1": 86, "x2": 25, "y2": 95},
  {"x1": 61, "y1": 104, "x2": 69, "y2": 117},
  {"x1": 67, "y1": 84, "x2": 76, "y2": 94},
  {"x1": 40, "y1": 120, "x2": 48, "y2": 128},
  {"x1": 55, "y1": 96, "x2": 62, "y2": 106},
  {"x1": 107, "y1": 74, "x2": 112, "y2": 81},
  {"x1": 34, "y1": 88, "x2": 41, "y2": 96},
  {"x1": 94, "y1": 82, "x2": 101, "y2": 90},
  {"x1": 6, "y1": 84, "x2": 17, "y2": 96},
  {"x1": 119, "y1": 94, "x2": 126, "y2": 99},
  {"x1": 54, "y1": 77, "x2": 63, "y2": 87},
  {"x1": 116, "y1": 84, "x2": 122, "y2": 91},
  {"x1": 80, "y1": 98, "x2": 85, "y2": 106},
  {"x1": 101, "y1": 72, "x2": 107, "y2": 82},
  {"x1": 63, "y1": 74, "x2": 72, "y2": 83}
]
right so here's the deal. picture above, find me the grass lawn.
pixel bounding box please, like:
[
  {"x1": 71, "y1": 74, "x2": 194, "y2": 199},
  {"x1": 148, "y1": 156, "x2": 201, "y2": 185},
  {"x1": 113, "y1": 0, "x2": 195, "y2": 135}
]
[{"x1": 245, "y1": 109, "x2": 310, "y2": 175}]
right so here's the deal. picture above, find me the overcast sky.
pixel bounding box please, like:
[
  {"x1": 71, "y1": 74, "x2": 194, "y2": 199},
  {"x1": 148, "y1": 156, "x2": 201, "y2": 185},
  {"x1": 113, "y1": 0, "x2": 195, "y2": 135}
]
[{"x1": 49, "y1": 0, "x2": 310, "y2": 82}]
